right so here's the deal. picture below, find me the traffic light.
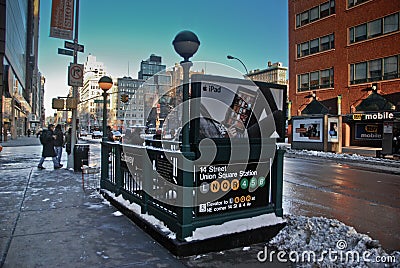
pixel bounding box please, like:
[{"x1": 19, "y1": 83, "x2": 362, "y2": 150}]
[{"x1": 121, "y1": 94, "x2": 129, "y2": 103}]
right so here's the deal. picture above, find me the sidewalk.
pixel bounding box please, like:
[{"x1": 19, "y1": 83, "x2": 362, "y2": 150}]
[{"x1": 0, "y1": 140, "x2": 187, "y2": 267}]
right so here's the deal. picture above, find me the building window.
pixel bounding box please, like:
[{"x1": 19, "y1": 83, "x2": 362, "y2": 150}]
[
  {"x1": 301, "y1": 42, "x2": 309, "y2": 57},
  {"x1": 355, "y1": 62, "x2": 367, "y2": 83},
  {"x1": 310, "y1": 39, "x2": 319, "y2": 54},
  {"x1": 348, "y1": 0, "x2": 371, "y2": 8},
  {"x1": 310, "y1": 72, "x2": 319, "y2": 89},
  {"x1": 300, "y1": 11, "x2": 309, "y2": 26},
  {"x1": 297, "y1": 68, "x2": 334, "y2": 92},
  {"x1": 368, "y1": 19, "x2": 382, "y2": 38},
  {"x1": 310, "y1": 7, "x2": 319, "y2": 22},
  {"x1": 354, "y1": 24, "x2": 367, "y2": 42},
  {"x1": 350, "y1": 55, "x2": 399, "y2": 84},
  {"x1": 297, "y1": 34, "x2": 334, "y2": 59},
  {"x1": 368, "y1": 59, "x2": 382, "y2": 81},
  {"x1": 296, "y1": 1, "x2": 335, "y2": 28},
  {"x1": 320, "y1": 2, "x2": 330, "y2": 18},
  {"x1": 384, "y1": 13, "x2": 399, "y2": 34},
  {"x1": 383, "y1": 56, "x2": 398, "y2": 80},
  {"x1": 349, "y1": 12, "x2": 399, "y2": 44}
]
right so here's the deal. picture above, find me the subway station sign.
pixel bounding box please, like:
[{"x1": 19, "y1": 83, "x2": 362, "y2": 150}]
[{"x1": 195, "y1": 161, "x2": 270, "y2": 216}]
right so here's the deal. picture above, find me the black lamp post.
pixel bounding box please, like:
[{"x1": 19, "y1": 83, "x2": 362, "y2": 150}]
[
  {"x1": 173, "y1": 30, "x2": 200, "y2": 152},
  {"x1": 98, "y1": 76, "x2": 113, "y2": 184},
  {"x1": 227, "y1": 55, "x2": 249, "y2": 75},
  {"x1": 98, "y1": 76, "x2": 113, "y2": 141}
]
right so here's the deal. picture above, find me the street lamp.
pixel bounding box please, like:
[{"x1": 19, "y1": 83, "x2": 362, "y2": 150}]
[
  {"x1": 98, "y1": 76, "x2": 113, "y2": 141},
  {"x1": 173, "y1": 30, "x2": 200, "y2": 152},
  {"x1": 227, "y1": 55, "x2": 248, "y2": 75},
  {"x1": 98, "y1": 75, "x2": 113, "y2": 184}
]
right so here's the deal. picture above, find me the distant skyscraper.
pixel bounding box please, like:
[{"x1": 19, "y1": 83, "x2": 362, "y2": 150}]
[{"x1": 138, "y1": 54, "x2": 166, "y2": 80}]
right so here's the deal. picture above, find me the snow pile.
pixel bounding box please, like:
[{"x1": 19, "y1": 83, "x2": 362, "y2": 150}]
[
  {"x1": 101, "y1": 189, "x2": 285, "y2": 241},
  {"x1": 269, "y1": 215, "x2": 400, "y2": 267},
  {"x1": 285, "y1": 148, "x2": 397, "y2": 164},
  {"x1": 187, "y1": 213, "x2": 285, "y2": 241}
]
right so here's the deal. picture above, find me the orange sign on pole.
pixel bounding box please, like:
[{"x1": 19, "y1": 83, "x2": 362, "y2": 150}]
[{"x1": 50, "y1": 0, "x2": 74, "y2": 40}]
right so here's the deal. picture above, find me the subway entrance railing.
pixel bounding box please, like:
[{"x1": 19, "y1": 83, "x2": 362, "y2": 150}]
[{"x1": 100, "y1": 141, "x2": 284, "y2": 241}]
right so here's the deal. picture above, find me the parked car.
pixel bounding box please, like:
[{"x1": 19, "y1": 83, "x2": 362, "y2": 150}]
[
  {"x1": 112, "y1": 131, "x2": 122, "y2": 141},
  {"x1": 92, "y1": 131, "x2": 102, "y2": 139}
]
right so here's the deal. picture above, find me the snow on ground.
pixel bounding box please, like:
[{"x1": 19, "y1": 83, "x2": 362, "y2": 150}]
[
  {"x1": 281, "y1": 146, "x2": 400, "y2": 174},
  {"x1": 269, "y1": 215, "x2": 400, "y2": 267}
]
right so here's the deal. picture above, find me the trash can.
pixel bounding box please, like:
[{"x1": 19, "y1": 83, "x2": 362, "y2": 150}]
[{"x1": 74, "y1": 144, "x2": 89, "y2": 172}]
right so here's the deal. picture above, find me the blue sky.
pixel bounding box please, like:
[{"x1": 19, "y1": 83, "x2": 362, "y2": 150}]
[{"x1": 39, "y1": 0, "x2": 288, "y2": 113}]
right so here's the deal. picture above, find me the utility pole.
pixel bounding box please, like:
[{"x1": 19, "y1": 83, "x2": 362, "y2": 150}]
[{"x1": 67, "y1": 0, "x2": 80, "y2": 169}]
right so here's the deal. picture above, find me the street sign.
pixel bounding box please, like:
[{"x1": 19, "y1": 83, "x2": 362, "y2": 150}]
[
  {"x1": 58, "y1": 48, "x2": 74, "y2": 56},
  {"x1": 64, "y1": 41, "x2": 84, "y2": 53},
  {"x1": 68, "y1": 63, "x2": 84, "y2": 87}
]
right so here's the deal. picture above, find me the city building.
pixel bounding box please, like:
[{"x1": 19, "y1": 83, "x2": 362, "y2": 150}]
[
  {"x1": 116, "y1": 76, "x2": 145, "y2": 130},
  {"x1": 78, "y1": 54, "x2": 116, "y2": 131},
  {"x1": 0, "y1": 0, "x2": 43, "y2": 141},
  {"x1": 247, "y1": 61, "x2": 288, "y2": 85},
  {"x1": 288, "y1": 0, "x2": 400, "y2": 148},
  {"x1": 137, "y1": 54, "x2": 171, "y2": 128},
  {"x1": 138, "y1": 54, "x2": 166, "y2": 80}
]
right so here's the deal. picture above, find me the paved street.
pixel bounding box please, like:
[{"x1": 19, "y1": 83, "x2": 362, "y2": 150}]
[{"x1": 283, "y1": 156, "x2": 400, "y2": 251}]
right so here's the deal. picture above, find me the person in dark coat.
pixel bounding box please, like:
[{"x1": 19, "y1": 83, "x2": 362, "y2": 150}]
[
  {"x1": 64, "y1": 128, "x2": 72, "y2": 155},
  {"x1": 38, "y1": 124, "x2": 62, "y2": 169},
  {"x1": 54, "y1": 124, "x2": 64, "y2": 167},
  {"x1": 106, "y1": 126, "x2": 114, "y2": 142}
]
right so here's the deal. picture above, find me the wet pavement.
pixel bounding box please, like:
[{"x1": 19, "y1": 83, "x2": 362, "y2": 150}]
[{"x1": 283, "y1": 157, "x2": 400, "y2": 251}]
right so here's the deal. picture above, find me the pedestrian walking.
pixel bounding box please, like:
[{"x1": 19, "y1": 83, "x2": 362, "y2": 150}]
[
  {"x1": 27, "y1": 129, "x2": 31, "y2": 137},
  {"x1": 38, "y1": 124, "x2": 62, "y2": 170},
  {"x1": 54, "y1": 124, "x2": 64, "y2": 167},
  {"x1": 106, "y1": 126, "x2": 114, "y2": 141},
  {"x1": 64, "y1": 127, "x2": 73, "y2": 155}
]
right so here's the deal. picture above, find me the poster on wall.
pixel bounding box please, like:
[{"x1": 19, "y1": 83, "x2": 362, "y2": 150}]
[
  {"x1": 327, "y1": 117, "x2": 339, "y2": 143},
  {"x1": 293, "y1": 118, "x2": 323, "y2": 142},
  {"x1": 355, "y1": 123, "x2": 383, "y2": 140}
]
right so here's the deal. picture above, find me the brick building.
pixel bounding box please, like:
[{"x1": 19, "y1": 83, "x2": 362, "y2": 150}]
[{"x1": 288, "y1": 0, "x2": 400, "y2": 148}]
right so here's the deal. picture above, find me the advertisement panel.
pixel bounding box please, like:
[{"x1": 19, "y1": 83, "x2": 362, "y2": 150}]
[
  {"x1": 327, "y1": 117, "x2": 339, "y2": 143},
  {"x1": 50, "y1": 0, "x2": 74, "y2": 40},
  {"x1": 293, "y1": 118, "x2": 323, "y2": 142},
  {"x1": 191, "y1": 74, "x2": 286, "y2": 142},
  {"x1": 355, "y1": 123, "x2": 383, "y2": 140}
]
